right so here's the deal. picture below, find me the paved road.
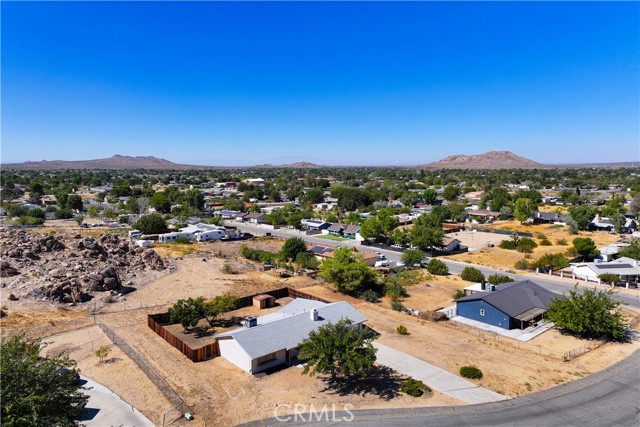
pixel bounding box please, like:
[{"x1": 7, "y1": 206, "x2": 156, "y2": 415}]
[
  {"x1": 240, "y1": 349, "x2": 640, "y2": 427},
  {"x1": 374, "y1": 343, "x2": 507, "y2": 404},
  {"x1": 230, "y1": 222, "x2": 640, "y2": 310},
  {"x1": 79, "y1": 376, "x2": 154, "y2": 427}
]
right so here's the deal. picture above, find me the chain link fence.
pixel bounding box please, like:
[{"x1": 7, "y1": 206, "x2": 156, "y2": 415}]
[{"x1": 94, "y1": 317, "x2": 194, "y2": 417}]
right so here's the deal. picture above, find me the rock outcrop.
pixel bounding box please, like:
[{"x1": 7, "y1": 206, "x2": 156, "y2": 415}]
[{"x1": 0, "y1": 230, "x2": 166, "y2": 304}]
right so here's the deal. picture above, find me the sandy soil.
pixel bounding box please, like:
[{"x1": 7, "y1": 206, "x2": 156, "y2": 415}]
[
  {"x1": 391, "y1": 275, "x2": 469, "y2": 312},
  {"x1": 446, "y1": 221, "x2": 620, "y2": 271},
  {"x1": 119, "y1": 255, "x2": 315, "y2": 309},
  {"x1": 298, "y1": 284, "x2": 640, "y2": 397}
]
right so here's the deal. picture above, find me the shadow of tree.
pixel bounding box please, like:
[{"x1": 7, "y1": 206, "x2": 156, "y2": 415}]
[{"x1": 319, "y1": 366, "x2": 403, "y2": 401}]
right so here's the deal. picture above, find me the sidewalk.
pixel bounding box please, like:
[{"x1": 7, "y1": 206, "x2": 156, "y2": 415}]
[
  {"x1": 373, "y1": 342, "x2": 508, "y2": 404},
  {"x1": 80, "y1": 376, "x2": 154, "y2": 427}
]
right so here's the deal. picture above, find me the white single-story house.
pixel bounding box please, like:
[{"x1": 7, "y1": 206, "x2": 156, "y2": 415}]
[
  {"x1": 214, "y1": 298, "x2": 367, "y2": 375},
  {"x1": 244, "y1": 213, "x2": 265, "y2": 224},
  {"x1": 570, "y1": 257, "x2": 640, "y2": 284},
  {"x1": 597, "y1": 243, "x2": 630, "y2": 262},
  {"x1": 158, "y1": 223, "x2": 226, "y2": 243}
]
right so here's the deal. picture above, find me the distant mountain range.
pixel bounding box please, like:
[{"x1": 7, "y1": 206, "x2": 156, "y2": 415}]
[
  {"x1": 3, "y1": 152, "x2": 637, "y2": 170},
  {"x1": 2, "y1": 155, "x2": 207, "y2": 170},
  {"x1": 1, "y1": 155, "x2": 324, "y2": 170}
]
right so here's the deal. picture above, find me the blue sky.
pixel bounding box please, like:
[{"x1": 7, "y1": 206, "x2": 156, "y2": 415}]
[{"x1": 2, "y1": 2, "x2": 638, "y2": 166}]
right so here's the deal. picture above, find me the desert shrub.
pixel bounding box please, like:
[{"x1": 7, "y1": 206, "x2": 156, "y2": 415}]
[
  {"x1": 598, "y1": 273, "x2": 620, "y2": 284},
  {"x1": 556, "y1": 238, "x2": 568, "y2": 246},
  {"x1": 396, "y1": 325, "x2": 409, "y2": 335},
  {"x1": 460, "y1": 267, "x2": 485, "y2": 282},
  {"x1": 221, "y1": 263, "x2": 234, "y2": 274},
  {"x1": 386, "y1": 282, "x2": 408, "y2": 300},
  {"x1": 536, "y1": 233, "x2": 547, "y2": 240},
  {"x1": 459, "y1": 366, "x2": 483, "y2": 379},
  {"x1": 516, "y1": 238, "x2": 538, "y2": 253},
  {"x1": 498, "y1": 240, "x2": 517, "y2": 250},
  {"x1": 452, "y1": 289, "x2": 466, "y2": 300},
  {"x1": 487, "y1": 274, "x2": 515, "y2": 285},
  {"x1": 362, "y1": 289, "x2": 379, "y2": 303},
  {"x1": 173, "y1": 237, "x2": 192, "y2": 245},
  {"x1": 401, "y1": 378, "x2": 430, "y2": 397},
  {"x1": 539, "y1": 239, "x2": 552, "y2": 246},
  {"x1": 391, "y1": 301, "x2": 404, "y2": 312},
  {"x1": 418, "y1": 311, "x2": 448, "y2": 322},
  {"x1": 514, "y1": 259, "x2": 530, "y2": 270},
  {"x1": 427, "y1": 259, "x2": 449, "y2": 275}
]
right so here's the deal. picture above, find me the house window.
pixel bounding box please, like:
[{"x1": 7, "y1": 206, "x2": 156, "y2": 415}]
[
  {"x1": 480, "y1": 309, "x2": 485, "y2": 316},
  {"x1": 257, "y1": 352, "x2": 277, "y2": 366}
]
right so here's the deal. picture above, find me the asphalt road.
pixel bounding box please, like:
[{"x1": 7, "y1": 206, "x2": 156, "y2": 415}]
[
  {"x1": 230, "y1": 222, "x2": 640, "y2": 310},
  {"x1": 241, "y1": 349, "x2": 640, "y2": 427}
]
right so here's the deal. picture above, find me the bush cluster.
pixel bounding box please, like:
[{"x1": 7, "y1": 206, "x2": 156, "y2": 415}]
[
  {"x1": 361, "y1": 289, "x2": 379, "y2": 303},
  {"x1": 240, "y1": 244, "x2": 278, "y2": 264},
  {"x1": 487, "y1": 274, "x2": 514, "y2": 285},
  {"x1": 459, "y1": 366, "x2": 483, "y2": 379},
  {"x1": 460, "y1": 267, "x2": 485, "y2": 282},
  {"x1": 401, "y1": 379, "x2": 430, "y2": 397},
  {"x1": 426, "y1": 259, "x2": 449, "y2": 275}
]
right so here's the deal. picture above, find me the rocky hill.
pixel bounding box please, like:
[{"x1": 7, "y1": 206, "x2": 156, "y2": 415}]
[
  {"x1": 1, "y1": 230, "x2": 167, "y2": 304},
  {"x1": 424, "y1": 151, "x2": 543, "y2": 169},
  {"x1": 3, "y1": 155, "x2": 209, "y2": 170}
]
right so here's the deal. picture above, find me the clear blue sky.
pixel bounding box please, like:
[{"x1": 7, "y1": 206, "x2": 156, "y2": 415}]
[{"x1": 2, "y1": 2, "x2": 638, "y2": 166}]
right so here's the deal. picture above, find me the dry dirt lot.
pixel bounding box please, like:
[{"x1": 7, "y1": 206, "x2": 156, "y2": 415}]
[
  {"x1": 298, "y1": 284, "x2": 640, "y2": 397},
  {"x1": 446, "y1": 220, "x2": 620, "y2": 271}
]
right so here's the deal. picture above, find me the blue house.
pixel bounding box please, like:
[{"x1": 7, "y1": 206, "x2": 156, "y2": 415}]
[{"x1": 455, "y1": 280, "x2": 560, "y2": 330}]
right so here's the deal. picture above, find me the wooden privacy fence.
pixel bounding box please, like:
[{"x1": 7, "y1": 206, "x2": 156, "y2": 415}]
[{"x1": 148, "y1": 287, "x2": 330, "y2": 362}]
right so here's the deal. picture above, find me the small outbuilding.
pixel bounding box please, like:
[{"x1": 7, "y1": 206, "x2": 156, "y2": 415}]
[{"x1": 253, "y1": 294, "x2": 276, "y2": 309}]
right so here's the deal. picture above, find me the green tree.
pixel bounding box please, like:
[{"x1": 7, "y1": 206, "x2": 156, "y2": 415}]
[
  {"x1": 168, "y1": 297, "x2": 203, "y2": 330},
  {"x1": 279, "y1": 237, "x2": 308, "y2": 261},
  {"x1": 150, "y1": 192, "x2": 171, "y2": 214},
  {"x1": 488, "y1": 188, "x2": 511, "y2": 212},
  {"x1": 359, "y1": 217, "x2": 384, "y2": 241},
  {"x1": 547, "y1": 287, "x2": 627, "y2": 341},
  {"x1": 184, "y1": 189, "x2": 205, "y2": 211},
  {"x1": 296, "y1": 251, "x2": 320, "y2": 269},
  {"x1": 95, "y1": 346, "x2": 111, "y2": 363},
  {"x1": 460, "y1": 267, "x2": 485, "y2": 282},
  {"x1": 1, "y1": 334, "x2": 88, "y2": 427},
  {"x1": 410, "y1": 215, "x2": 444, "y2": 252},
  {"x1": 319, "y1": 247, "x2": 378, "y2": 293},
  {"x1": 298, "y1": 319, "x2": 378, "y2": 381},
  {"x1": 513, "y1": 198, "x2": 536, "y2": 223},
  {"x1": 568, "y1": 206, "x2": 598, "y2": 231},
  {"x1": 401, "y1": 249, "x2": 426, "y2": 266},
  {"x1": 133, "y1": 213, "x2": 168, "y2": 235},
  {"x1": 442, "y1": 185, "x2": 461, "y2": 201},
  {"x1": 572, "y1": 237, "x2": 600, "y2": 261},
  {"x1": 427, "y1": 258, "x2": 449, "y2": 275},
  {"x1": 422, "y1": 189, "x2": 438, "y2": 204},
  {"x1": 86, "y1": 205, "x2": 99, "y2": 216},
  {"x1": 530, "y1": 253, "x2": 570, "y2": 272},
  {"x1": 66, "y1": 195, "x2": 83, "y2": 212}
]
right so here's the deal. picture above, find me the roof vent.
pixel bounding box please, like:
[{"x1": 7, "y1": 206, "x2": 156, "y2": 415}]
[
  {"x1": 490, "y1": 285, "x2": 496, "y2": 292},
  {"x1": 244, "y1": 316, "x2": 257, "y2": 328},
  {"x1": 480, "y1": 280, "x2": 486, "y2": 291},
  {"x1": 310, "y1": 308, "x2": 319, "y2": 321}
]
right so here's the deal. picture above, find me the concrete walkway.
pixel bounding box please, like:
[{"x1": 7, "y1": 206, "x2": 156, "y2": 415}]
[
  {"x1": 80, "y1": 376, "x2": 154, "y2": 427},
  {"x1": 373, "y1": 342, "x2": 508, "y2": 404}
]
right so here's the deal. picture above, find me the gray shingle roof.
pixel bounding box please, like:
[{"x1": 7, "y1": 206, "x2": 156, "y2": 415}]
[
  {"x1": 456, "y1": 280, "x2": 561, "y2": 318},
  {"x1": 215, "y1": 299, "x2": 367, "y2": 359}
]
